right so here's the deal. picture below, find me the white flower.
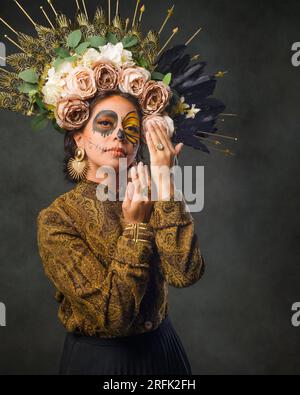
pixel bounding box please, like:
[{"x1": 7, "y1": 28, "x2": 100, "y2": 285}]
[
  {"x1": 175, "y1": 96, "x2": 190, "y2": 115},
  {"x1": 98, "y1": 42, "x2": 134, "y2": 67},
  {"x1": 186, "y1": 104, "x2": 201, "y2": 119},
  {"x1": 42, "y1": 82, "x2": 64, "y2": 106},
  {"x1": 80, "y1": 48, "x2": 102, "y2": 67},
  {"x1": 55, "y1": 61, "x2": 74, "y2": 76},
  {"x1": 42, "y1": 67, "x2": 66, "y2": 105}
]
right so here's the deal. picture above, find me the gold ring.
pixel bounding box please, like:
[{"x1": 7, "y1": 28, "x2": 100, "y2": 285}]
[{"x1": 156, "y1": 143, "x2": 165, "y2": 151}]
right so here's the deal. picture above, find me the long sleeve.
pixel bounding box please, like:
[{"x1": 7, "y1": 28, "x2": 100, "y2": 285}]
[
  {"x1": 149, "y1": 194, "x2": 205, "y2": 288},
  {"x1": 37, "y1": 206, "x2": 154, "y2": 337}
]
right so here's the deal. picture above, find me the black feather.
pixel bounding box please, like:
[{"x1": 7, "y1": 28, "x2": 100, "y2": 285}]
[
  {"x1": 156, "y1": 44, "x2": 187, "y2": 74},
  {"x1": 173, "y1": 131, "x2": 210, "y2": 153},
  {"x1": 170, "y1": 54, "x2": 191, "y2": 76},
  {"x1": 171, "y1": 61, "x2": 207, "y2": 88}
]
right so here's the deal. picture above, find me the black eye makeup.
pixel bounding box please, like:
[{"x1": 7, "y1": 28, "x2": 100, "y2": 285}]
[{"x1": 93, "y1": 110, "x2": 118, "y2": 137}]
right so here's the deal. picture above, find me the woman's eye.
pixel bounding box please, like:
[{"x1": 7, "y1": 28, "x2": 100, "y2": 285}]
[
  {"x1": 99, "y1": 120, "x2": 112, "y2": 127},
  {"x1": 127, "y1": 126, "x2": 139, "y2": 133}
]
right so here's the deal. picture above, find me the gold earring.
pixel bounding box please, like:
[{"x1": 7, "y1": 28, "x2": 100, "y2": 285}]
[{"x1": 67, "y1": 147, "x2": 89, "y2": 181}]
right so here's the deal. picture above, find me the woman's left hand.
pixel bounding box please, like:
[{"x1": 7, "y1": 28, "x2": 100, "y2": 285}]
[{"x1": 145, "y1": 120, "x2": 184, "y2": 168}]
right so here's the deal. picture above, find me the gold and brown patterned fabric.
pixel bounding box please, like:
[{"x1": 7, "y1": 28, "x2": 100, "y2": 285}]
[{"x1": 37, "y1": 179, "x2": 205, "y2": 338}]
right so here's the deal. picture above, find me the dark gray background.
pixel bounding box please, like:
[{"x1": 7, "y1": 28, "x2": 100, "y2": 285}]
[{"x1": 0, "y1": 0, "x2": 299, "y2": 375}]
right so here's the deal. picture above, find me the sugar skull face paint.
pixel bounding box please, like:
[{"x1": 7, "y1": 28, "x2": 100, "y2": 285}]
[
  {"x1": 93, "y1": 110, "x2": 118, "y2": 137},
  {"x1": 122, "y1": 111, "x2": 141, "y2": 145}
]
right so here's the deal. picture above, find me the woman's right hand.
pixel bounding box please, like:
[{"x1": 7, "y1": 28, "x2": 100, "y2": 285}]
[{"x1": 122, "y1": 162, "x2": 153, "y2": 224}]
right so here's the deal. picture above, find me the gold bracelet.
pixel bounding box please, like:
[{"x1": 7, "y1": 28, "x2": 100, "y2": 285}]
[{"x1": 123, "y1": 222, "x2": 153, "y2": 243}]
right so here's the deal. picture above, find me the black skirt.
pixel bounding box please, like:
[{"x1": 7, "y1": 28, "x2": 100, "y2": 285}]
[{"x1": 59, "y1": 315, "x2": 193, "y2": 375}]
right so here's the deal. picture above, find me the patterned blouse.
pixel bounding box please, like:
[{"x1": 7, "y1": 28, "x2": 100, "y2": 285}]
[{"x1": 37, "y1": 179, "x2": 205, "y2": 338}]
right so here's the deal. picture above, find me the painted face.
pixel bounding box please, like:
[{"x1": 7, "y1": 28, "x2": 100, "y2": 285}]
[
  {"x1": 93, "y1": 110, "x2": 118, "y2": 137},
  {"x1": 122, "y1": 111, "x2": 141, "y2": 145},
  {"x1": 92, "y1": 109, "x2": 141, "y2": 144}
]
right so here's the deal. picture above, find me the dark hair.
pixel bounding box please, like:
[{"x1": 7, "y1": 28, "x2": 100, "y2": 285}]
[{"x1": 63, "y1": 90, "x2": 146, "y2": 184}]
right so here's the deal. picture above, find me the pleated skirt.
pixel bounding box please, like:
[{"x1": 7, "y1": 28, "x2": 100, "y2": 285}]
[{"x1": 59, "y1": 315, "x2": 192, "y2": 375}]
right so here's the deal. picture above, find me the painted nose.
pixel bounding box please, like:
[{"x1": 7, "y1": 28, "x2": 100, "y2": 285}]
[{"x1": 116, "y1": 129, "x2": 126, "y2": 141}]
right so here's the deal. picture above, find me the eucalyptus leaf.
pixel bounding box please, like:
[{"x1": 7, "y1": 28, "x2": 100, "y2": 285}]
[
  {"x1": 75, "y1": 42, "x2": 90, "y2": 55},
  {"x1": 88, "y1": 35, "x2": 107, "y2": 48},
  {"x1": 122, "y1": 36, "x2": 138, "y2": 48},
  {"x1": 137, "y1": 58, "x2": 149, "y2": 69},
  {"x1": 18, "y1": 69, "x2": 39, "y2": 84},
  {"x1": 55, "y1": 47, "x2": 70, "y2": 58},
  {"x1": 54, "y1": 57, "x2": 65, "y2": 71},
  {"x1": 67, "y1": 30, "x2": 82, "y2": 48},
  {"x1": 106, "y1": 33, "x2": 118, "y2": 45},
  {"x1": 35, "y1": 94, "x2": 48, "y2": 113},
  {"x1": 163, "y1": 72, "x2": 172, "y2": 86},
  {"x1": 151, "y1": 72, "x2": 165, "y2": 81},
  {"x1": 65, "y1": 55, "x2": 78, "y2": 63},
  {"x1": 18, "y1": 82, "x2": 38, "y2": 94},
  {"x1": 31, "y1": 114, "x2": 49, "y2": 132}
]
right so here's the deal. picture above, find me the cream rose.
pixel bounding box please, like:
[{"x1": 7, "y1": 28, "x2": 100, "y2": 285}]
[
  {"x1": 65, "y1": 66, "x2": 97, "y2": 100},
  {"x1": 42, "y1": 67, "x2": 66, "y2": 105},
  {"x1": 98, "y1": 42, "x2": 133, "y2": 67},
  {"x1": 142, "y1": 114, "x2": 175, "y2": 143},
  {"x1": 55, "y1": 96, "x2": 90, "y2": 131},
  {"x1": 119, "y1": 66, "x2": 151, "y2": 97},
  {"x1": 92, "y1": 61, "x2": 119, "y2": 91},
  {"x1": 80, "y1": 48, "x2": 103, "y2": 67},
  {"x1": 139, "y1": 81, "x2": 172, "y2": 115}
]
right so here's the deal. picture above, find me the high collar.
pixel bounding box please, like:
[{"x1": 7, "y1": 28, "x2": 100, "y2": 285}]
[{"x1": 75, "y1": 179, "x2": 123, "y2": 204}]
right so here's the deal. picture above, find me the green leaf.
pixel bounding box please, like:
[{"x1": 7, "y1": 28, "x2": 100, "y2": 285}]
[
  {"x1": 122, "y1": 36, "x2": 138, "y2": 48},
  {"x1": 54, "y1": 47, "x2": 70, "y2": 58},
  {"x1": 31, "y1": 114, "x2": 49, "y2": 132},
  {"x1": 163, "y1": 72, "x2": 172, "y2": 86},
  {"x1": 18, "y1": 82, "x2": 38, "y2": 94},
  {"x1": 18, "y1": 69, "x2": 39, "y2": 84},
  {"x1": 52, "y1": 119, "x2": 65, "y2": 134},
  {"x1": 67, "y1": 30, "x2": 82, "y2": 48},
  {"x1": 137, "y1": 57, "x2": 149, "y2": 69},
  {"x1": 54, "y1": 57, "x2": 65, "y2": 71},
  {"x1": 151, "y1": 72, "x2": 165, "y2": 81},
  {"x1": 34, "y1": 94, "x2": 48, "y2": 113},
  {"x1": 75, "y1": 42, "x2": 90, "y2": 55},
  {"x1": 106, "y1": 33, "x2": 118, "y2": 45},
  {"x1": 87, "y1": 35, "x2": 107, "y2": 48},
  {"x1": 64, "y1": 55, "x2": 78, "y2": 63}
]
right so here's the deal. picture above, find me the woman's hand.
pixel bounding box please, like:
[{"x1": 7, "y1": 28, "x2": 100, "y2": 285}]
[
  {"x1": 145, "y1": 121, "x2": 184, "y2": 200},
  {"x1": 122, "y1": 162, "x2": 153, "y2": 224},
  {"x1": 145, "y1": 120, "x2": 183, "y2": 168}
]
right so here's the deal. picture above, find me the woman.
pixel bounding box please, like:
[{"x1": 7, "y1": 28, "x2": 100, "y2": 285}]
[{"x1": 37, "y1": 89, "x2": 205, "y2": 375}]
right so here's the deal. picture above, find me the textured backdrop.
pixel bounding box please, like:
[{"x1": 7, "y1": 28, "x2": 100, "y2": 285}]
[{"x1": 0, "y1": 0, "x2": 299, "y2": 375}]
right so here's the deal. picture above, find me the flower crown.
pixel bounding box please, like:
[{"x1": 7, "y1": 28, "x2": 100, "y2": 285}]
[{"x1": 0, "y1": 0, "x2": 235, "y2": 155}]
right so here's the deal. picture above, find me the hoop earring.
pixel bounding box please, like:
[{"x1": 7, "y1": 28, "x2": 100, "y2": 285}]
[{"x1": 67, "y1": 147, "x2": 89, "y2": 181}]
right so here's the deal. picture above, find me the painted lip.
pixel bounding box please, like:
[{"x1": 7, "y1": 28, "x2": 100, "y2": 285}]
[{"x1": 106, "y1": 147, "x2": 127, "y2": 156}]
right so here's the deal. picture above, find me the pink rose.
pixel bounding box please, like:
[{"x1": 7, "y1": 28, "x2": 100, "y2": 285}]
[
  {"x1": 65, "y1": 66, "x2": 97, "y2": 99},
  {"x1": 55, "y1": 96, "x2": 90, "y2": 131},
  {"x1": 142, "y1": 114, "x2": 175, "y2": 143},
  {"x1": 119, "y1": 66, "x2": 151, "y2": 97},
  {"x1": 139, "y1": 81, "x2": 172, "y2": 115},
  {"x1": 92, "y1": 61, "x2": 119, "y2": 91}
]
